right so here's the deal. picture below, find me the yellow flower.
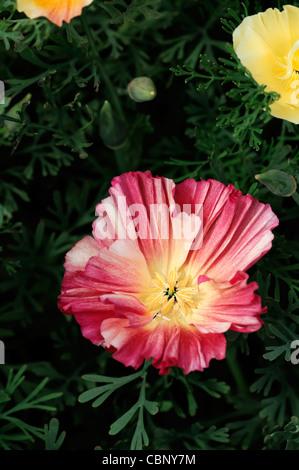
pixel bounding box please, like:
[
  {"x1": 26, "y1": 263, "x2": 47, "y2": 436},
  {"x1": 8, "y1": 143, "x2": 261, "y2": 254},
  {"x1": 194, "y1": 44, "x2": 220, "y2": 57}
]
[
  {"x1": 17, "y1": 0, "x2": 94, "y2": 27},
  {"x1": 233, "y1": 5, "x2": 299, "y2": 124}
]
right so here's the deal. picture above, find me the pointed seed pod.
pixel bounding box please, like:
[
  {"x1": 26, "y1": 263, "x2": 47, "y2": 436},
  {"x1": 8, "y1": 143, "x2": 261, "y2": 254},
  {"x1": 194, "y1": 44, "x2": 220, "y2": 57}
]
[
  {"x1": 255, "y1": 170, "x2": 297, "y2": 197},
  {"x1": 99, "y1": 101, "x2": 127, "y2": 150}
]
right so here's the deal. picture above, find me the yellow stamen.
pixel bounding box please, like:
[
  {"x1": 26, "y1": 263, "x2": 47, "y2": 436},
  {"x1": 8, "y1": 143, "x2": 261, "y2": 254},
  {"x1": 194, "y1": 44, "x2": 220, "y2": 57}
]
[
  {"x1": 275, "y1": 40, "x2": 299, "y2": 92},
  {"x1": 141, "y1": 269, "x2": 199, "y2": 323}
]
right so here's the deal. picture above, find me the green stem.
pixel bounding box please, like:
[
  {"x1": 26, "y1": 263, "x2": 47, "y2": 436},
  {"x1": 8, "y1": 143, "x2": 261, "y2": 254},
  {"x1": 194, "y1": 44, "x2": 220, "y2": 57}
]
[
  {"x1": 80, "y1": 13, "x2": 125, "y2": 121},
  {"x1": 98, "y1": 62, "x2": 125, "y2": 121},
  {"x1": 0, "y1": 115, "x2": 23, "y2": 124},
  {"x1": 225, "y1": 345, "x2": 249, "y2": 396}
]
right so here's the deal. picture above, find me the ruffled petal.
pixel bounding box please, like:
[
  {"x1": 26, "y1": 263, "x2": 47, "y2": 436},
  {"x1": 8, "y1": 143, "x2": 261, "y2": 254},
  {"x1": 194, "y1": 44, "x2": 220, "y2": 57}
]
[
  {"x1": 233, "y1": 21, "x2": 287, "y2": 97},
  {"x1": 58, "y1": 235, "x2": 102, "y2": 315},
  {"x1": 174, "y1": 178, "x2": 279, "y2": 281},
  {"x1": 59, "y1": 238, "x2": 152, "y2": 318},
  {"x1": 93, "y1": 171, "x2": 202, "y2": 276},
  {"x1": 57, "y1": 238, "x2": 114, "y2": 346},
  {"x1": 73, "y1": 302, "x2": 114, "y2": 346},
  {"x1": 101, "y1": 317, "x2": 226, "y2": 375},
  {"x1": 100, "y1": 293, "x2": 151, "y2": 327},
  {"x1": 233, "y1": 6, "x2": 293, "y2": 65},
  {"x1": 84, "y1": 239, "x2": 152, "y2": 295},
  {"x1": 63, "y1": 235, "x2": 100, "y2": 276},
  {"x1": 194, "y1": 272, "x2": 265, "y2": 334}
]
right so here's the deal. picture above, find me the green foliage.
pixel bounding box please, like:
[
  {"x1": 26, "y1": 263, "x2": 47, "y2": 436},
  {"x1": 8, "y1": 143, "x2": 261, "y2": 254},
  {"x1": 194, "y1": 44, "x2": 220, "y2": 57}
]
[
  {"x1": 97, "y1": 0, "x2": 161, "y2": 24},
  {"x1": 79, "y1": 360, "x2": 158, "y2": 450},
  {"x1": 264, "y1": 416, "x2": 299, "y2": 450},
  {"x1": 182, "y1": 423, "x2": 230, "y2": 450},
  {"x1": 170, "y1": 368, "x2": 230, "y2": 417},
  {"x1": 171, "y1": 47, "x2": 279, "y2": 151},
  {"x1": 1, "y1": 0, "x2": 299, "y2": 452},
  {"x1": 0, "y1": 365, "x2": 62, "y2": 449},
  {"x1": 44, "y1": 418, "x2": 66, "y2": 450}
]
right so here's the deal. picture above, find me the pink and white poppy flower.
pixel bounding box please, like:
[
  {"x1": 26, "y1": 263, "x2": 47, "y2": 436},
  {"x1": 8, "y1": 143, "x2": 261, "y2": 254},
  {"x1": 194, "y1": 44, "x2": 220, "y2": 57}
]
[{"x1": 58, "y1": 171, "x2": 279, "y2": 375}]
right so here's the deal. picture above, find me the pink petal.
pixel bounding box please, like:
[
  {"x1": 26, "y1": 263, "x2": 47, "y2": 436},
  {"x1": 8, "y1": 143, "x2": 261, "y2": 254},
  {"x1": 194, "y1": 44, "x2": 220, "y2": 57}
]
[
  {"x1": 92, "y1": 171, "x2": 202, "y2": 275},
  {"x1": 73, "y1": 302, "x2": 115, "y2": 346},
  {"x1": 64, "y1": 235, "x2": 100, "y2": 274},
  {"x1": 100, "y1": 293, "x2": 151, "y2": 327},
  {"x1": 174, "y1": 178, "x2": 279, "y2": 280},
  {"x1": 58, "y1": 236, "x2": 102, "y2": 315},
  {"x1": 80, "y1": 240, "x2": 151, "y2": 295},
  {"x1": 60, "y1": 239, "x2": 151, "y2": 302},
  {"x1": 58, "y1": 238, "x2": 151, "y2": 339},
  {"x1": 101, "y1": 317, "x2": 226, "y2": 375},
  {"x1": 194, "y1": 271, "x2": 265, "y2": 334}
]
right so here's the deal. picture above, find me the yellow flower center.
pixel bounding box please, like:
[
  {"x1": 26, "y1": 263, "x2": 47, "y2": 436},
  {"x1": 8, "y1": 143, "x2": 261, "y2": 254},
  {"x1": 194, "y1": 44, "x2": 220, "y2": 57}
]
[
  {"x1": 275, "y1": 40, "x2": 299, "y2": 92},
  {"x1": 141, "y1": 269, "x2": 199, "y2": 323}
]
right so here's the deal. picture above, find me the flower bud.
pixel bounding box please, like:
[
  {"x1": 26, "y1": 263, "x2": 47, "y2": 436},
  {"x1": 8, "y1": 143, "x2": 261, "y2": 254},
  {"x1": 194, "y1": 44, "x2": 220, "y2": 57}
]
[
  {"x1": 127, "y1": 77, "x2": 157, "y2": 103},
  {"x1": 255, "y1": 170, "x2": 297, "y2": 197},
  {"x1": 99, "y1": 101, "x2": 127, "y2": 150}
]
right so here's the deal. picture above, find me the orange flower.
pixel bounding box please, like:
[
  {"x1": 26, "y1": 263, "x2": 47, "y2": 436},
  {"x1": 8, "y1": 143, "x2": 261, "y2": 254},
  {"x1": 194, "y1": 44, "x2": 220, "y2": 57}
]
[{"x1": 17, "y1": 0, "x2": 94, "y2": 27}]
